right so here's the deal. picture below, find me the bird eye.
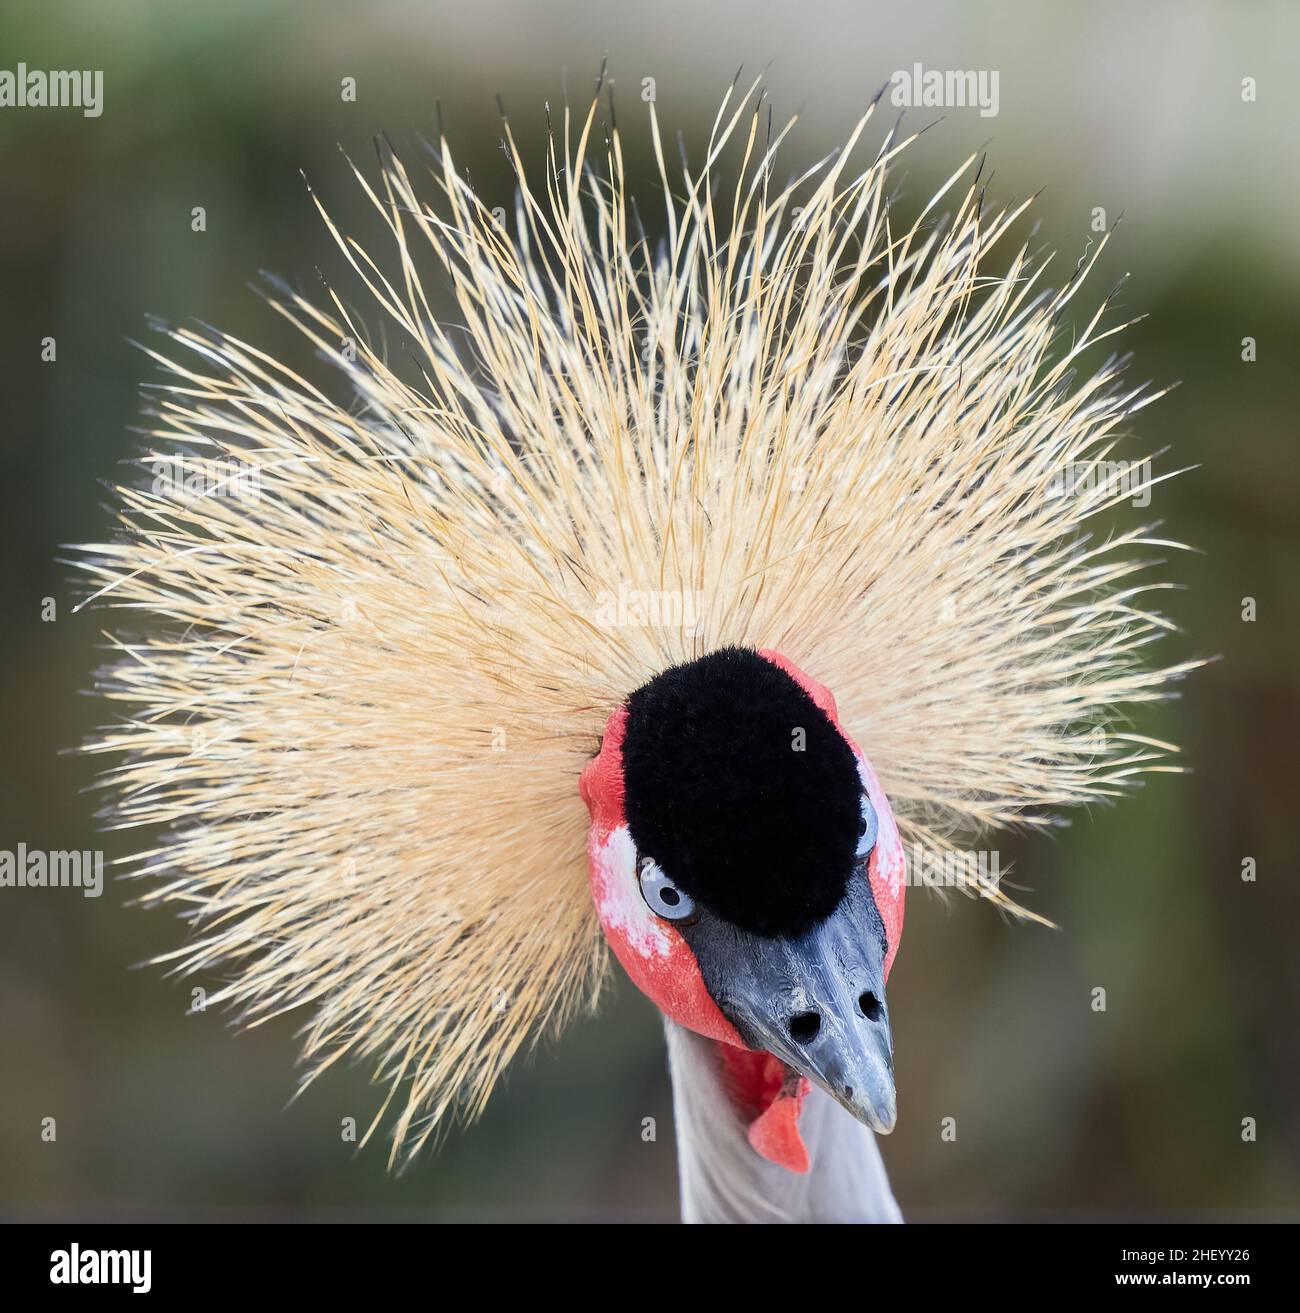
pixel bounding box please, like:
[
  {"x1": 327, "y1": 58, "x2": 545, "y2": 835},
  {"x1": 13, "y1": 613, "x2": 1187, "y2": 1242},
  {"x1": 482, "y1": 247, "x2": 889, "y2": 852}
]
[
  {"x1": 856, "y1": 793, "x2": 879, "y2": 859},
  {"x1": 638, "y1": 860, "x2": 697, "y2": 922}
]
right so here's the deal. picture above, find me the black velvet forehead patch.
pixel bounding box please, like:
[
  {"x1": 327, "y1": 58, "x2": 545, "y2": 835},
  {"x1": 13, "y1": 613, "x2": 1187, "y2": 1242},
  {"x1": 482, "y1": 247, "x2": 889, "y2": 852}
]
[{"x1": 620, "y1": 647, "x2": 862, "y2": 939}]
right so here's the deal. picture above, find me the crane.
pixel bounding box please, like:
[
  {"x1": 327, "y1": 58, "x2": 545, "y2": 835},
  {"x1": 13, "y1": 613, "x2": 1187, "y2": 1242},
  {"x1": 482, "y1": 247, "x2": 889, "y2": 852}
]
[{"x1": 78, "y1": 76, "x2": 1191, "y2": 1222}]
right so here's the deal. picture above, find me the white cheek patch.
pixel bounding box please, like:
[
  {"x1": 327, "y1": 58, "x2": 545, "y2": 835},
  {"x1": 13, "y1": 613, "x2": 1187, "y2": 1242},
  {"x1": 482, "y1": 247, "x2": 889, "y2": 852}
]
[
  {"x1": 595, "y1": 825, "x2": 672, "y2": 959},
  {"x1": 856, "y1": 756, "x2": 904, "y2": 901}
]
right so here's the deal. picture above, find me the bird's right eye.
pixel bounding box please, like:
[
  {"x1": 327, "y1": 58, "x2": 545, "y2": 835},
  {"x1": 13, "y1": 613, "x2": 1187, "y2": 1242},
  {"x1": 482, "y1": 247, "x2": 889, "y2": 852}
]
[{"x1": 638, "y1": 859, "x2": 697, "y2": 922}]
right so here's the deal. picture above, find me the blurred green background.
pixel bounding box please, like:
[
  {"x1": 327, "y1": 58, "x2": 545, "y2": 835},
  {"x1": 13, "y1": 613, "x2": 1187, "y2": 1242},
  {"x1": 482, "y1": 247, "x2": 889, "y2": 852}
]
[{"x1": 2, "y1": 0, "x2": 1296, "y2": 1219}]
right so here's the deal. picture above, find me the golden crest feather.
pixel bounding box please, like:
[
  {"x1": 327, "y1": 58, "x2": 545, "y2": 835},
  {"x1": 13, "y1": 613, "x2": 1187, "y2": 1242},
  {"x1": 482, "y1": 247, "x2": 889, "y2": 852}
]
[{"x1": 79, "y1": 78, "x2": 1192, "y2": 1164}]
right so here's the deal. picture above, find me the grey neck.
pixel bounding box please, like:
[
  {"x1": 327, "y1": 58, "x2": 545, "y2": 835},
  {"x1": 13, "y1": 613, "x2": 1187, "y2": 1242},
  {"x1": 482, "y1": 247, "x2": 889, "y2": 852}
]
[{"x1": 664, "y1": 1019, "x2": 902, "y2": 1223}]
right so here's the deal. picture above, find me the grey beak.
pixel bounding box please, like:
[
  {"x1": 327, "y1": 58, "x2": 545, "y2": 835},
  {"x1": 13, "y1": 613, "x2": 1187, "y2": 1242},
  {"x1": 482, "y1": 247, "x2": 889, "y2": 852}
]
[{"x1": 688, "y1": 875, "x2": 897, "y2": 1133}]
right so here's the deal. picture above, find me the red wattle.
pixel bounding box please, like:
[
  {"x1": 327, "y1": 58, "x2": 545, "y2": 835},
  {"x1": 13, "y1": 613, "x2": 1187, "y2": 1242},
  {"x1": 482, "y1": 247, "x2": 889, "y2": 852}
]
[{"x1": 718, "y1": 1043, "x2": 812, "y2": 1173}]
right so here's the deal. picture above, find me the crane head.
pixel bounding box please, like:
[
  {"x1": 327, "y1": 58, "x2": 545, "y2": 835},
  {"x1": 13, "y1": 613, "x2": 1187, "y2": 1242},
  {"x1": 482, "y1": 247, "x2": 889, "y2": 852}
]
[{"x1": 581, "y1": 647, "x2": 906, "y2": 1171}]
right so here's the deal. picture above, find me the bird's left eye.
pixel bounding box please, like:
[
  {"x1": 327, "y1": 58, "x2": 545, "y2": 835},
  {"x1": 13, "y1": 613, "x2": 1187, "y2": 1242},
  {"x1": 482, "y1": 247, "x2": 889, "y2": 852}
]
[
  {"x1": 638, "y1": 860, "x2": 697, "y2": 922},
  {"x1": 857, "y1": 793, "x2": 879, "y2": 859}
]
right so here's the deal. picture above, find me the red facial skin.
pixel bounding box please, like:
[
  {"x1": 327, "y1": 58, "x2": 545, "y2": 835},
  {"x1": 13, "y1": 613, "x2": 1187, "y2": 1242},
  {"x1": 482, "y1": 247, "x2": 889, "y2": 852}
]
[{"x1": 580, "y1": 650, "x2": 905, "y2": 1172}]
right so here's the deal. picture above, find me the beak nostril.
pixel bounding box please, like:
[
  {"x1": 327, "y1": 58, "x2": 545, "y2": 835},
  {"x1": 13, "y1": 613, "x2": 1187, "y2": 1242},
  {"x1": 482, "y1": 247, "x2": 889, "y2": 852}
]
[
  {"x1": 858, "y1": 991, "x2": 882, "y2": 1022},
  {"x1": 788, "y1": 1011, "x2": 821, "y2": 1044}
]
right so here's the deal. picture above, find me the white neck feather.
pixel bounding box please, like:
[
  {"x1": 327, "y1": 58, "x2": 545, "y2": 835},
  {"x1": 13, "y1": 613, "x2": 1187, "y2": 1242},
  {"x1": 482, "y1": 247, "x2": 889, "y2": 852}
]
[{"x1": 664, "y1": 1020, "x2": 903, "y2": 1223}]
